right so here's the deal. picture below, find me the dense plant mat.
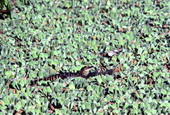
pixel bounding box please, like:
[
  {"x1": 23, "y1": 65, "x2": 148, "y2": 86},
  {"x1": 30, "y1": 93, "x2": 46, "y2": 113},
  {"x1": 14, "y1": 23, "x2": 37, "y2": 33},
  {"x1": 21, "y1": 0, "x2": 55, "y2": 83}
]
[{"x1": 0, "y1": 0, "x2": 170, "y2": 114}]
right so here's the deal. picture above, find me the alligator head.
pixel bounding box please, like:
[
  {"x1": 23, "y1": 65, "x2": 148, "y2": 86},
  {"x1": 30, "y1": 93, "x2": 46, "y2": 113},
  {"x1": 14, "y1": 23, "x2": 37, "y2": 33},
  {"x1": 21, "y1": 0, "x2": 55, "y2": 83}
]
[{"x1": 79, "y1": 66, "x2": 94, "y2": 78}]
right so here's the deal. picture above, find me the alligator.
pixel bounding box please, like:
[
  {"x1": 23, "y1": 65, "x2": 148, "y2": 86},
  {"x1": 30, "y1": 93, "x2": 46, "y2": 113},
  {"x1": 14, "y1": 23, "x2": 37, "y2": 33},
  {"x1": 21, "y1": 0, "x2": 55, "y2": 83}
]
[{"x1": 30, "y1": 66, "x2": 94, "y2": 85}]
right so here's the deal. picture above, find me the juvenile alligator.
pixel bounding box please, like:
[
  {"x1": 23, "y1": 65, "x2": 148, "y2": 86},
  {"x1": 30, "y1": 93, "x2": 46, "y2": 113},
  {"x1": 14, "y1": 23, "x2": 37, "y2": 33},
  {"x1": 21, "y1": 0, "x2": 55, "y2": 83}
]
[
  {"x1": 30, "y1": 64, "x2": 122, "y2": 85},
  {"x1": 30, "y1": 66, "x2": 94, "y2": 85}
]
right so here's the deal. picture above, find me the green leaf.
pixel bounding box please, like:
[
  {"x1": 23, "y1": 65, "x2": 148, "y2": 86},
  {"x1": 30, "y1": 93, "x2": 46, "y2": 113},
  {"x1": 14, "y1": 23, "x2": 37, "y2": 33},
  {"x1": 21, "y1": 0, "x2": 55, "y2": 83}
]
[
  {"x1": 145, "y1": 37, "x2": 152, "y2": 42},
  {"x1": 55, "y1": 109, "x2": 64, "y2": 114},
  {"x1": 5, "y1": 71, "x2": 14, "y2": 78},
  {"x1": 46, "y1": 87, "x2": 52, "y2": 93},
  {"x1": 96, "y1": 76, "x2": 103, "y2": 84},
  {"x1": 69, "y1": 82, "x2": 75, "y2": 90},
  {"x1": 161, "y1": 89, "x2": 167, "y2": 95},
  {"x1": 15, "y1": 102, "x2": 22, "y2": 111},
  {"x1": 86, "y1": 102, "x2": 91, "y2": 109},
  {"x1": 87, "y1": 85, "x2": 93, "y2": 91},
  {"x1": 39, "y1": 53, "x2": 48, "y2": 58},
  {"x1": 3, "y1": 96, "x2": 10, "y2": 105}
]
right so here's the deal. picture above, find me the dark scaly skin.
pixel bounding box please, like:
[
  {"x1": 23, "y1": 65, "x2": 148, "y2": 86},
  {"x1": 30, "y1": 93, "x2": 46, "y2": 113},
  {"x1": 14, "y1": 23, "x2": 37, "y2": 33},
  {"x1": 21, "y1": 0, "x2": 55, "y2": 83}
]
[
  {"x1": 30, "y1": 65, "x2": 121, "y2": 85},
  {"x1": 85, "y1": 65, "x2": 120, "y2": 78},
  {"x1": 30, "y1": 66, "x2": 94, "y2": 85},
  {"x1": 8, "y1": 65, "x2": 119, "y2": 88}
]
